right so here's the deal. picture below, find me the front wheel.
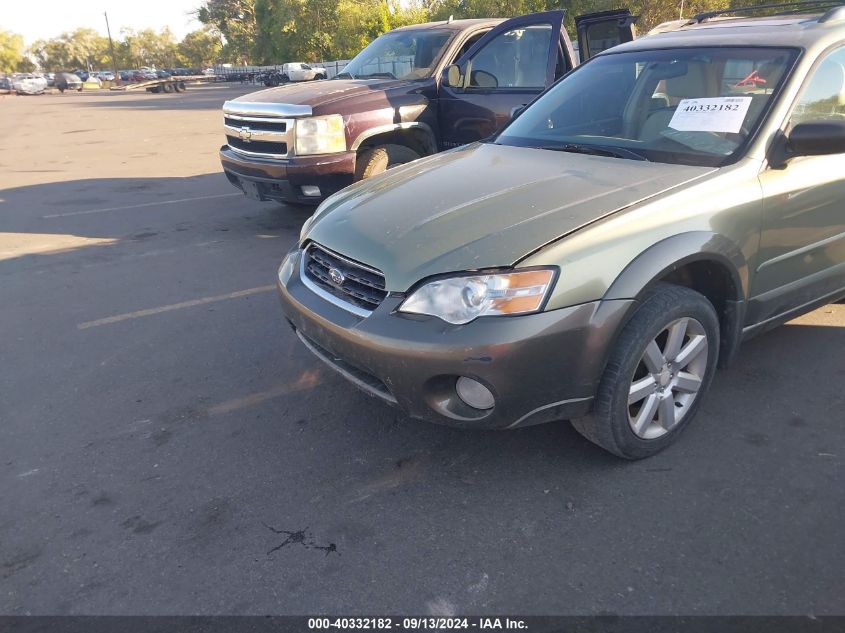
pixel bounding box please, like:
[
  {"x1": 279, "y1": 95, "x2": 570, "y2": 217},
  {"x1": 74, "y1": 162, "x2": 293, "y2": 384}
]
[
  {"x1": 572, "y1": 283, "x2": 720, "y2": 459},
  {"x1": 355, "y1": 144, "x2": 421, "y2": 180}
]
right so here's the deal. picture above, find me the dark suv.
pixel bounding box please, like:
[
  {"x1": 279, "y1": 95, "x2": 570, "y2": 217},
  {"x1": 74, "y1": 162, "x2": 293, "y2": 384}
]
[{"x1": 219, "y1": 10, "x2": 636, "y2": 204}]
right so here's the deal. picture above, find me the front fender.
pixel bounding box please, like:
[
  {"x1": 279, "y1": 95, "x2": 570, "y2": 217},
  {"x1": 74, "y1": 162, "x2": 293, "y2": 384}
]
[{"x1": 603, "y1": 231, "x2": 749, "y2": 302}]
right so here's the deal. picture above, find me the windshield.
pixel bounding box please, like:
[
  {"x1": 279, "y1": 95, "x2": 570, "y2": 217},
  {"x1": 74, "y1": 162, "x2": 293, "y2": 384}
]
[
  {"x1": 497, "y1": 47, "x2": 798, "y2": 167},
  {"x1": 338, "y1": 29, "x2": 455, "y2": 81}
]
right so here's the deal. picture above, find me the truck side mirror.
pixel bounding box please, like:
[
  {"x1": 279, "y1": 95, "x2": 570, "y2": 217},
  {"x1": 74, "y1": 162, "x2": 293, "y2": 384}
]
[{"x1": 445, "y1": 64, "x2": 463, "y2": 88}]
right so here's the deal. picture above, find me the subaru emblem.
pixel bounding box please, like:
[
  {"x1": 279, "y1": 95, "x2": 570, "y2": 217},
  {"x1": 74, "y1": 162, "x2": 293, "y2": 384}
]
[{"x1": 328, "y1": 267, "x2": 345, "y2": 286}]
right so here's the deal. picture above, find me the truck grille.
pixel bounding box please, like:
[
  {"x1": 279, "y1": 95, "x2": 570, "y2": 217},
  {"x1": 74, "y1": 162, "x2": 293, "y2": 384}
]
[
  {"x1": 226, "y1": 136, "x2": 288, "y2": 156},
  {"x1": 222, "y1": 111, "x2": 293, "y2": 159},
  {"x1": 303, "y1": 243, "x2": 387, "y2": 313}
]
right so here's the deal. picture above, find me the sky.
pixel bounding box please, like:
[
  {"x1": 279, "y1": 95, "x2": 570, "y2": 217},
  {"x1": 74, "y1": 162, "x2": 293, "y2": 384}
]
[{"x1": 4, "y1": 0, "x2": 204, "y2": 45}]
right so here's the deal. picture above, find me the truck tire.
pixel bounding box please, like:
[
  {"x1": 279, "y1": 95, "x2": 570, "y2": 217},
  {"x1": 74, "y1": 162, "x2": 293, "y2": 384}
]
[
  {"x1": 355, "y1": 144, "x2": 421, "y2": 180},
  {"x1": 174, "y1": 81, "x2": 186, "y2": 92},
  {"x1": 571, "y1": 283, "x2": 720, "y2": 460},
  {"x1": 162, "y1": 82, "x2": 175, "y2": 93}
]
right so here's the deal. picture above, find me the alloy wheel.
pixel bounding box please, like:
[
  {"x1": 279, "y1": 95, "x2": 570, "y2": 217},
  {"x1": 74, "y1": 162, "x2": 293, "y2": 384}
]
[{"x1": 627, "y1": 317, "x2": 709, "y2": 439}]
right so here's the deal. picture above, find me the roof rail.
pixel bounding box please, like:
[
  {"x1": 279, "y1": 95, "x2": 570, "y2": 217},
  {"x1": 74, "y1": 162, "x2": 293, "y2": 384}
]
[
  {"x1": 688, "y1": 0, "x2": 843, "y2": 23},
  {"x1": 819, "y1": 4, "x2": 845, "y2": 20}
]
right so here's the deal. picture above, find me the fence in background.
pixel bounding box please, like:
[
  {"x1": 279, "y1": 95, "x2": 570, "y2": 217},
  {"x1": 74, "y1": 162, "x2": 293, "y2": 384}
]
[{"x1": 212, "y1": 60, "x2": 352, "y2": 83}]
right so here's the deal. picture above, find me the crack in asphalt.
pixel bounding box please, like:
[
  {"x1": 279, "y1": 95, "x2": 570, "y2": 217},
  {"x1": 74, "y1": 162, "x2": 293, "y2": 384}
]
[{"x1": 262, "y1": 523, "x2": 338, "y2": 557}]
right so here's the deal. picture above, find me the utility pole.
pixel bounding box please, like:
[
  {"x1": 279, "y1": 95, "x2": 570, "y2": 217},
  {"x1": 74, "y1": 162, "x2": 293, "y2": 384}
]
[{"x1": 104, "y1": 11, "x2": 118, "y2": 79}]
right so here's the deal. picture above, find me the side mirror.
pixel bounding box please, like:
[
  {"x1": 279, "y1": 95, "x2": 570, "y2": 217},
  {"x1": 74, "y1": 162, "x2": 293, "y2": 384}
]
[
  {"x1": 788, "y1": 119, "x2": 845, "y2": 157},
  {"x1": 445, "y1": 64, "x2": 463, "y2": 88}
]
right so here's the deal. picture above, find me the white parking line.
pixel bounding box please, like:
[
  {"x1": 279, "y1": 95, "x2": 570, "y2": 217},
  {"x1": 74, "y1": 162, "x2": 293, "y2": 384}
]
[
  {"x1": 77, "y1": 285, "x2": 276, "y2": 330},
  {"x1": 43, "y1": 193, "x2": 242, "y2": 219}
]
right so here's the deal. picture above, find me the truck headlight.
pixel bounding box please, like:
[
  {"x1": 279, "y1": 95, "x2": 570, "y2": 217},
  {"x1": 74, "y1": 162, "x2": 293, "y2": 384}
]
[
  {"x1": 399, "y1": 269, "x2": 557, "y2": 325},
  {"x1": 295, "y1": 114, "x2": 346, "y2": 155}
]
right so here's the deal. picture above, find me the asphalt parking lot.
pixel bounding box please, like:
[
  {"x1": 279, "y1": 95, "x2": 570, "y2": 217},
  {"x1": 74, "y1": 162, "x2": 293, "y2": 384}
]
[{"x1": 1, "y1": 84, "x2": 843, "y2": 616}]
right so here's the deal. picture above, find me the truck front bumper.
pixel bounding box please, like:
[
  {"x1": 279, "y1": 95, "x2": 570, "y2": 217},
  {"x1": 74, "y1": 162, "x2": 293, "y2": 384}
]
[
  {"x1": 220, "y1": 146, "x2": 356, "y2": 205},
  {"x1": 277, "y1": 248, "x2": 635, "y2": 430}
]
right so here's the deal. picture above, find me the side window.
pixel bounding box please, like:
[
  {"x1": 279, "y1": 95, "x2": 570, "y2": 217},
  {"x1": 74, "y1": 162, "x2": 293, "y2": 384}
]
[
  {"x1": 468, "y1": 24, "x2": 552, "y2": 89},
  {"x1": 452, "y1": 30, "x2": 488, "y2": 63},
  {"x1": 792, "y1": 46, "x2": 845, "y2": 125}
]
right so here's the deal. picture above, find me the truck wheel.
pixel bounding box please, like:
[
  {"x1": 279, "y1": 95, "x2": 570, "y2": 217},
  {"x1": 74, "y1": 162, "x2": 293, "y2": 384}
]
[
  {"x1": 355, "y1": 144, "x2": 421, "y2": 180},
  {"x1": 571, "y1": 283, "x2": 720, "y2": 460},
  {"x1": 162, "y1": 82, "x2": 175, "y2": 93},
  {"x1": 174, "y1": 81, "x2": 186, "y2": 92},
  {"x1": 149, "y1": 86, "x2": 161, "y2": 93}
]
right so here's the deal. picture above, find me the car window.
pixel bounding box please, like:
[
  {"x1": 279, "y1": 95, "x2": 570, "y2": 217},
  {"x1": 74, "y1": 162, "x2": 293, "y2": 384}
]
[
  {"x1": 341, "y1": 29, "x2": 455, "y2": 80},
  {"x1": 497, "y1": 47, "x2": 797, "y2": 167},
  {"x1": 468, "y1": 24, "x2": 552, "y2": 89},
  {"x1": 791, "y1": 46, "x2": 845, "y2": 124}
]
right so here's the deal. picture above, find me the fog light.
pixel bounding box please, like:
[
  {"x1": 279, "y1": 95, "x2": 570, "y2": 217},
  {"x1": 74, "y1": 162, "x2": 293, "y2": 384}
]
[
  {"x1": 456, "y1": 377, "x2": 495, "y2": 410},
  {"x1": 301, "y1": 185, "x2": 321, "y2": 197}
]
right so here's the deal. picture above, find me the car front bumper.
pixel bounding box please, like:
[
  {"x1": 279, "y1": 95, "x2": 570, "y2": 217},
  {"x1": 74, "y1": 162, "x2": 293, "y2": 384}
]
[
  {"x1": 220, "y1": 146, "x2": 355, "y2": 205},
  {"x1": 277, "y1": 248, "x2": 634, "y2": 430}
]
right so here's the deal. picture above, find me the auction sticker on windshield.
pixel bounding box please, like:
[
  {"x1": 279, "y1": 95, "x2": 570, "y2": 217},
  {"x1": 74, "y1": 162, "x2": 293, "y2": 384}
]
[{"x1": 668, "y1": 97, "x2": 752, "y2": 133}]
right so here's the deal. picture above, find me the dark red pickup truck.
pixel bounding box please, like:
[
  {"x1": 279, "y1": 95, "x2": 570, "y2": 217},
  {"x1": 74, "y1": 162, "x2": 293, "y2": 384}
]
[{"x1": 220, "y1": 10, "x2": 636, "y2": 204}]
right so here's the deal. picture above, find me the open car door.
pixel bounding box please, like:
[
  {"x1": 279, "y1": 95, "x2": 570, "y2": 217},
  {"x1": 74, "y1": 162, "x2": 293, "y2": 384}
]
[
  {"x1": 575, "y1": 9, "x2": 637, "y2": 62},
  {"x1": 438, "y1": 10, "x2": 567, "y2": 148}
]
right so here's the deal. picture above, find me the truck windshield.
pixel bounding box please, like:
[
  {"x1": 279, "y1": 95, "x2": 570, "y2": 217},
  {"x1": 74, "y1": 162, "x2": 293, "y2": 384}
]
[
  {"x1": 338, "y1": 29, "x2": 455, "y2": 81},
  {"x1": 496, "y1": 47, "x2": 798, "y2": 167}
]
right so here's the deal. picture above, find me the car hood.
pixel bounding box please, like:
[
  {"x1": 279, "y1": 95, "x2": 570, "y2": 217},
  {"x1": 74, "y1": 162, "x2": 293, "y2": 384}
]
[
  {"x1": 232, "y1": 78, "x2": 423, "y2": 112},
  {"x1": 303, "y1": 143, "x2": 715, "y2": 291}
]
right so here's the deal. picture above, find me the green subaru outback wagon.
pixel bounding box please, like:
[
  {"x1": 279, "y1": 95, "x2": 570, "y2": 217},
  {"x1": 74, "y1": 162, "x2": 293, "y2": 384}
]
[{"x1": 277, "y1": 5, "x2": 845, "y2": 458}]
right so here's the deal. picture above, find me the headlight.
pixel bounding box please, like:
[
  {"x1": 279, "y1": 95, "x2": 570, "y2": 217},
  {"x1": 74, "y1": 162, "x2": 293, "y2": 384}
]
[
  {"x1": 399, "y1": 269, "x2": 556, "y2": 325},
  {"x1": 295, "y1": 114, "x2": 346, "y2": 155}
]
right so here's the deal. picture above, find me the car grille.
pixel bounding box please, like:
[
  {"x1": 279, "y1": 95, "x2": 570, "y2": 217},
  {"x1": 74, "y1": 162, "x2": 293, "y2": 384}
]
[
  {"x1": 303, "y1": 243, "x2": 387, "y2": 313},
  {"x1": 224, "y1": 116, "x2": 287, "y2": 132},
  {"x1": 222, "y1": 112, "x2": 293, "y2": 159},
  {"x1": 226, "y1": 136, "x2": 288, "y2": 156}
]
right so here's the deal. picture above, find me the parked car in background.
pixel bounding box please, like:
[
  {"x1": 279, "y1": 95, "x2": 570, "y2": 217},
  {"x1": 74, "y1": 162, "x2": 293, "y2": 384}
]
[
  {"x1": 12, "y1": 73, "x2": 48, "y2": 95},
  {"x1": 83, "y1": 74, "x2": 102, "y2": 89},
  {"x1": 44, "y1": 72, "x2": 56, "y2": 86},
  {"x1": 221, "y1": 9, "x2": 636, "y2": 204},
  {"x1": 54, "y1": 72, "x2": 83, "y2": 92},
  {"x1": 73, "y1": 69, "x2": 90, "y2": 82},
  {"x1": 282, "y1": 62, "x2": 327, "y2": 83},
  {"x1": 277, "y1": 5, "x2": 845, "y2": 459},
  {"x1": 155, "y1": 69, "x2": 172, "y2": 78},
  {"x1": 202, "y1": 68, "x2": 216, "y2": 76},
  {"x1": 97, "y1": 71, "x2": 115, "y2": 81},
  {"x1": 0, "y1": 75, "x2": 11, "y2": 92}
]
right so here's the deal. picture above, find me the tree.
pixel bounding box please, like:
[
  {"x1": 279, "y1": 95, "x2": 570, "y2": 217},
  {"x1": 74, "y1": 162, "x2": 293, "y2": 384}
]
[
  {"x1": 178, "y1": 29, "x2": 223, "y2": 67},
  {"x1": 197, "y1": 0, "x2": 257, "y2": 64},
  {"x1": 29, "y1": 28, "x2": 111, "y2": 71},
  {"x1": 119, "y1": 28, "x2": 179, "y2": 68},
  {"x1": 0, "y1": 30, "x2": 27, "y2": 72}
]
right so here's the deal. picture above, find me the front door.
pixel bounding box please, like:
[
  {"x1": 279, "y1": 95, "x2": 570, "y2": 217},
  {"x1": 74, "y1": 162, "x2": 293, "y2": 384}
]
[
  {"x1": 438, "y1": 11, "x2": 566, "y2": 149},
  {"x1": 753, "y1": 45, "x2": 845, "y2": 324}
]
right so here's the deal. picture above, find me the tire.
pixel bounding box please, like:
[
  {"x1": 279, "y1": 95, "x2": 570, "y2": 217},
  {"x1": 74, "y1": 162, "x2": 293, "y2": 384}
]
[
  {"x1": 268, "y1": 75, "x2": 280, "y2": 87},
  {"x1": 174, "y1": 81, "x2": 186, "y2": 92},
  {"x1": 315, "y1": 74, "x2": 326, "y2": 80},
  {"x1": 355, "y1": 144, "x2": 421, "y2": 180},
  {"x1": 162, "y1": 82, "x2": 175, "y2": 93},
  {"x1": 571, "y1": 283, "x2": 720, "y2": 459},
  {"x1": 280, "y1": 74, "x2": 289, "y2": 83}
]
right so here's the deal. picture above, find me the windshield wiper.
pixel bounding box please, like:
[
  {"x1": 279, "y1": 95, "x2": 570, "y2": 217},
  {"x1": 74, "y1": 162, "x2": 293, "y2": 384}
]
[
  {"x1": 539, "y1": 143, "x2": 649, "y2": 162},
  {"x1": 334, "y1": 71, "x2": 354, "y2": 79}
]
